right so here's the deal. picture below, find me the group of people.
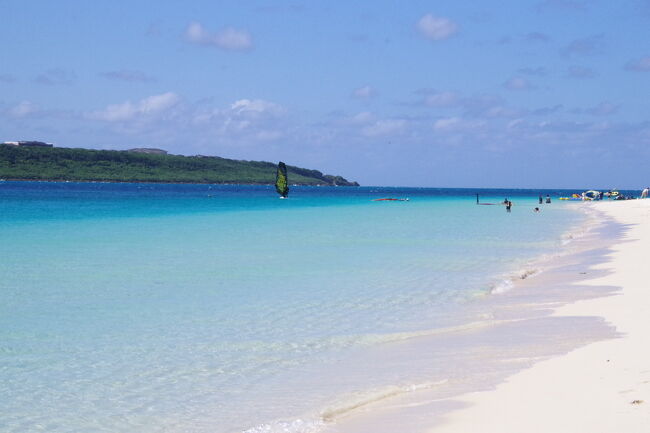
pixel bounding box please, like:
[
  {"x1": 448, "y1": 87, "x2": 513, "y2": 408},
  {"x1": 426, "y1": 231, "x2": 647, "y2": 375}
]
[{"x1": 502, "y1": 195, "x2": 551, "y2": 213}]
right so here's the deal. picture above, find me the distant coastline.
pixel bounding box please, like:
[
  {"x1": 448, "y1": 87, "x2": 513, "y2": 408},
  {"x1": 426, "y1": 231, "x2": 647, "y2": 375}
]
[
  {"x1": 0, "y1": 144, "x2": 359, "y2": 186},
  {"x1": 0, "y1": 178, "x2": 355, "y2": 186}
]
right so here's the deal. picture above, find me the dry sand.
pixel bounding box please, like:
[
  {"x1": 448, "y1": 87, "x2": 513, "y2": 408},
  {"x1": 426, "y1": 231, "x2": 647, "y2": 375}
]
[{"x1": 429, "y1": 199, "x2": 650, "y2": 433}]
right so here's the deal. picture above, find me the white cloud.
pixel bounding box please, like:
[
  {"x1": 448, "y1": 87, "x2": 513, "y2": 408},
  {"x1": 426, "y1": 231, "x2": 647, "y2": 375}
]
[
  {"x1": 185, "y1": 22, "x2": 253, "y2": 51},
  {"x1": 433, "y1": 117, "x2": 461, "y2": 130},
  {"x1": 230, "y1": 98, "x2": 284, "y2": 116},
  {"x1": 348, "y1": 111, "x2": 375, "y2": 124},
  {"x1": 191, "y1": 98, "x2": 287, "y2": 143},
  {"x1": 417, "y1": 14, "x2": 458, "y2": 41},
  {"x1": 89, "y1": 92, "x2": 180, "y2": 122},
  {"x1": 9, "y1": 101, "x2": 39, "y2": 117},
  {"x1": 433, "y1": 117, "x2": 485, "y2": 131},
  {"x1": 352, "y1": 85, "x2": 376, "y2": 99}
]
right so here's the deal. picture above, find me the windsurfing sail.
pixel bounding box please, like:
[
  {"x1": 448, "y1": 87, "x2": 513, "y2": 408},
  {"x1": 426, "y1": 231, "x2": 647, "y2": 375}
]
[{"x1": 275, "y1": 161, "x2": 289, "y2": 198}]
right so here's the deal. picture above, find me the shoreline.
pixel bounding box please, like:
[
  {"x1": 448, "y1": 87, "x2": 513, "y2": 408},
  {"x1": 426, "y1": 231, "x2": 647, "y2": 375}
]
[
  {"x1": 322, "y1": 201, "x2": 630, "y2": 433},
  {"x1": 424, "y1": 199, "x2": 650, "y2": 433}
]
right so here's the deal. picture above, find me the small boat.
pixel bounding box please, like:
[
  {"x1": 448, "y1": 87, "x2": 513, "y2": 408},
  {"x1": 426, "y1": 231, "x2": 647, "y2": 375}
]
[
  {"x1": 275, "y1": 161, "x2": 289, "y2": 199},
  {"x1": 373, "y1": 198, "x2": 409, "y2": 201}
]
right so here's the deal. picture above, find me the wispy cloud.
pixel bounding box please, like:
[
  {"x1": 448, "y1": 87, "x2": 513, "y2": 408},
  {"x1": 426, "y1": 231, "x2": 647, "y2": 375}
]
[
  {"x1": 417, "y1": 14, "x2": 458, "y2": 41},
  {"x1": 518, "y1": 67, "x2": 548, "y2": 76},
  {"x1": 503, "y1": 76, "x2": 534, "y2": 90},
  {"x1": 567, "y1": 65, "x2": 596, "y2": 78},
  {"x1": 229, "y1": 98, "x2": 285, "y2": 117},
  {"x1": 433, "y1": 117, "x2": 485, "y2": 132},
  {"x1": 184, "y1": 22, "x2": 253, "y2": 51},
  {"x1": 418, "y1": 90, "x2": 460, "y2": 108},
  {"x1": 531, "y1": 104, "x2": 563, "y2": 115},
  {"x1": 88, "y1": 92, "x2": 181, "y2": 122},
  {"x1": 410, "y1": 89, "x2": 520, "y2": 119},
  {"x1": 573, "y1": 101, "x2": 618, "y2": 116},
  {"x1": 0, "y1": 73, "x2": 16, "y2": 83},
  {"x1": 461, "y1": 94, "x2": 520, "y2": 118},
  {"x1": 362, "y1": 119, "x2": 407, "y2": 137},
  {"x1": 561, "y1": 34, "x2": 604, "y2": 57},
  {"x1": 192, "y1": 98, "x2": 287, "y2": 143},
  {"x1": 86, "y1": 93, "x2": 288, "y2": 146},
  {"x1": 101, "y1": 70, "x2": 156, "y2": 83},
  {"x1": 351, "y1": 85, "x2": 377, "y2": 99},
  {"x1": 525, "y1": 32, "x2": 550, "y2": 43},
  {"x1": 34, "y1": 69, "x2": 76, "y2": 85},
  {"x1": 8, "y1": 101, "x2": 39, "y2": 117},
  {"x1": 625, "y1": 56, "x2": 650, "y2": 72}
]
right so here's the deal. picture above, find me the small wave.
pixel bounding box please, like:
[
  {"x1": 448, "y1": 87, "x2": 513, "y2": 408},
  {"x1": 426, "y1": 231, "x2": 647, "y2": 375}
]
[
  {"x1": 348, "y1": 318, "x2": 511, "y2": 347},
  {"x1": 239, "y1": 381, "x2": 449, "y2": 433},
  {"x1": 490, "y1": 267, "x2": 540, "y2": 294},
  {"x1": 241, "y1": 419, "x2": 325, "y2": 433},
  {"x1": 490, "y1": 279, "x2": 514, "y2": 294},
  {"x1": 320, "y1": 379, "x2": 448, "y2": 421}
]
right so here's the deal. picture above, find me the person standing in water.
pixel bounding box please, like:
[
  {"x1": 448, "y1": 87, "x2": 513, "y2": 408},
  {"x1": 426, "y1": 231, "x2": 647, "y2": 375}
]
[
  {"x1": 506, "y1": 200, "x2": 512, "y2": 213},
  {"x1": 546, "y1": 194, "x2": 551, "y2": 204},
  {"x1": 539, "y1": 195, "x2": 543, "y2": 204}
]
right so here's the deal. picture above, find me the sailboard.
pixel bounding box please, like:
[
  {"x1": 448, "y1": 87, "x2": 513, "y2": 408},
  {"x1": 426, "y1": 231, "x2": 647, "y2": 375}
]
[
  {"x1": 475, "y1": 193, "x2": 498, "y2": 205},
  {"x1": 275, "y1": 161, "x2": 289, "y2": 198},
  {"x1": 372, "y1": 198, "x2": 409, "y2": 201}
]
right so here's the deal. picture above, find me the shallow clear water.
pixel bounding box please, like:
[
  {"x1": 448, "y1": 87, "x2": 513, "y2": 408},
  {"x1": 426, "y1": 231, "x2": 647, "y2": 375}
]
[{"x1": 0, "y1": 182, "x2": 586, "y2": 432}]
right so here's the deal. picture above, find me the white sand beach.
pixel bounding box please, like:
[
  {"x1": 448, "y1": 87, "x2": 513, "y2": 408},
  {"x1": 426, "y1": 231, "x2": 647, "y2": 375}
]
[
  {"x1": 328, "y1": 199, "x2": 650, "y2": 433},
  {"x1": 429, "y1": 199, "x2": 650, "y2": 433}
]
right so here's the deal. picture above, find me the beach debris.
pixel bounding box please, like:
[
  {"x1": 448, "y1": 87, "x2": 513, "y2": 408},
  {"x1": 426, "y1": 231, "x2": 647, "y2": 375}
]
[{"x1": 631, "y1": 400, "x2": 644, "y2": 405}]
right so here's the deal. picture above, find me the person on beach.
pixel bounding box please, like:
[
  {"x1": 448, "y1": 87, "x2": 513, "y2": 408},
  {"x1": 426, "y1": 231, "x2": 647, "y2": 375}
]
[
  {"x1": 545, "y1": 194, "x2": 551, "y2": 204},
  {"x1": 642, "y1": 187, "x2": 649, "y2": 199}
]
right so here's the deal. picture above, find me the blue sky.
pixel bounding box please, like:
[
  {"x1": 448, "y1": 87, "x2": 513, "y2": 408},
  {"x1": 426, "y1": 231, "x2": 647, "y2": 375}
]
[{"x1": 2, "y1": 0, "x2": 649, "y2": 188}]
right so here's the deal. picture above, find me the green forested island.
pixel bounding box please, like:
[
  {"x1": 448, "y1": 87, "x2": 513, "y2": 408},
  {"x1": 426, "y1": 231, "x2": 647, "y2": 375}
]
[{"x1": 0, "y1": 145, "x2": 359, "y2": 186}]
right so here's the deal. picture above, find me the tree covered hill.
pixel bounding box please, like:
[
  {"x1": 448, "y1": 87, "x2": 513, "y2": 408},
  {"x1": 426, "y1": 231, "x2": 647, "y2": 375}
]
[{"x1": 0, "y1": 145, "x2": 359, "y2": 186}]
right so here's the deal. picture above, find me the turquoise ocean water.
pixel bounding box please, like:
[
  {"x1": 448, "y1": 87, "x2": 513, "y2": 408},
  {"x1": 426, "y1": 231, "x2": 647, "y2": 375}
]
[{"x1": 1, "y1": 182, "x2": 587, "y2": 432}]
